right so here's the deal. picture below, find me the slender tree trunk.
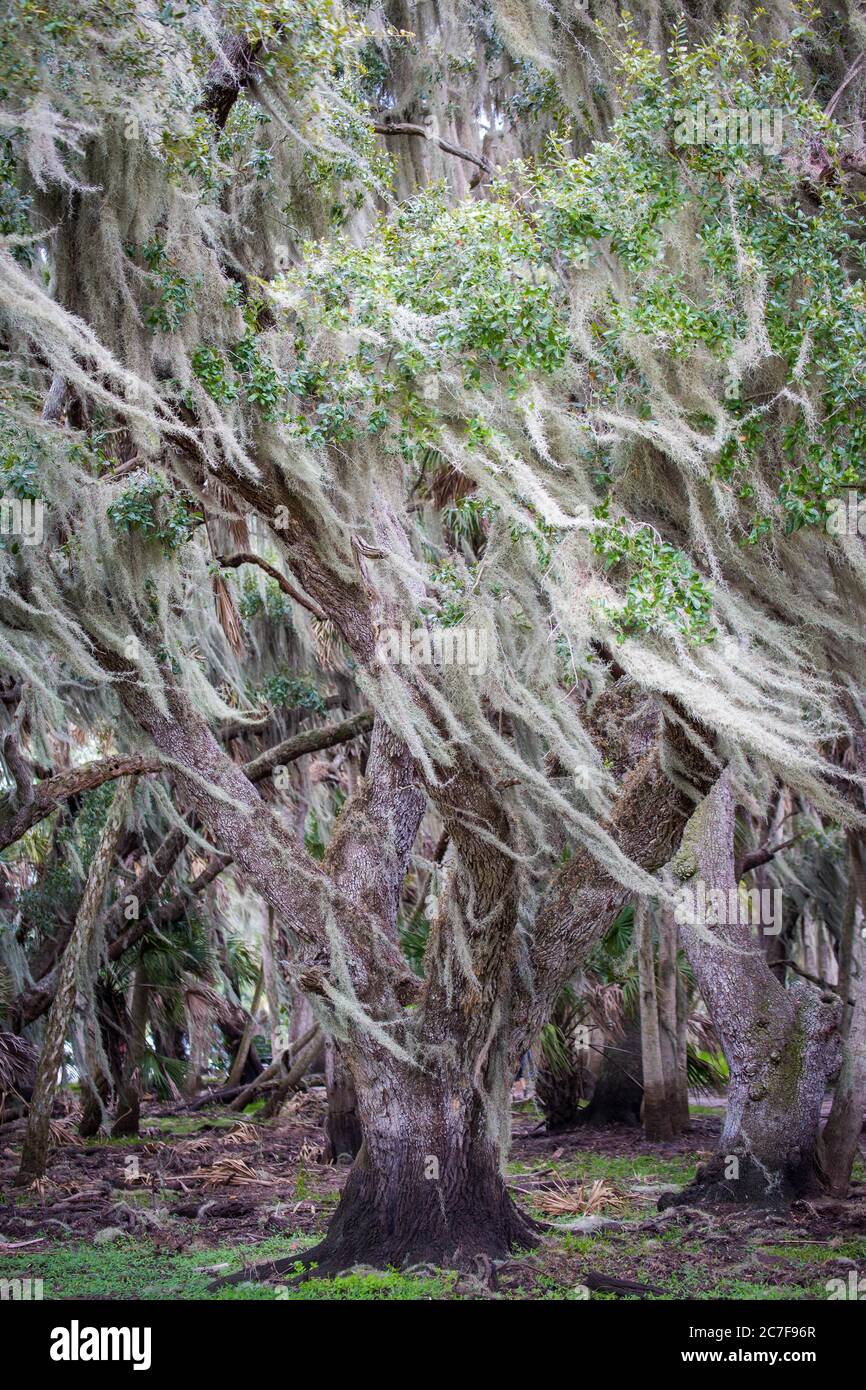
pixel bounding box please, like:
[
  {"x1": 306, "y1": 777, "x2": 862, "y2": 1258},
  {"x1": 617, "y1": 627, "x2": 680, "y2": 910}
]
[
  {"x1": 261, "y1": 1027, "x2": 323, "y2": 1119},
  {"x1": 664, "y1": 776, "x2": 842, "y2": 1207},
  {"x1": 675, "y1": 959, "x2": 690, "y2": 1130},
  {"x1": 112, "y1": 963, "x2": 147, "y2": 1137},
  {"x1": 17, "y1": 778, "x2": 134, "y2": 1184},
  {"x1": 823, "y1": 834, "x2": 866, "y2": 1195},
  {"x1": 261, "y1": 907, "x2": 282, "y2": 1059},
  {"x1": 184, "y1": 990, "x2": 211, "y2": 1095},
  {"x1": 658, "y1": 905, "x2": 689, "y2": 1131},
  {"x1": 637, "y1": 901, "x2": 674, "y2": 1140}
]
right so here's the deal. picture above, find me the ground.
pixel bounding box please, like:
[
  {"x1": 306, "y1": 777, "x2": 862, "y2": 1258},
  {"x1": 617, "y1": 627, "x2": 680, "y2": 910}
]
[{"x1": 1, "y1": 1094, "x2": 864, "y2": 1301}]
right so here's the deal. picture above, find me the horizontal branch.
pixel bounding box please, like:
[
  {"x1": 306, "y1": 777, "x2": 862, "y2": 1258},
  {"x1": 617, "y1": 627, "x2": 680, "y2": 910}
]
[
  {"x1": 217, "y1": 552, "x2": 327, "y2": 621},
  {"x1": 7, "y1": 711, "x2": 375, "y2": 1029},
  {"x1": 0, "y1": 754, "x2": 162, "y2": 854},
  {"x1": 373, "y1": 122, "x2": 494, "y2": 180},
  {"x1": 736, "y1": 834, "x2": 801, "y2": 879},
  {"x1": 244, "y1": 709, "x2": 373, "y2": 783}
]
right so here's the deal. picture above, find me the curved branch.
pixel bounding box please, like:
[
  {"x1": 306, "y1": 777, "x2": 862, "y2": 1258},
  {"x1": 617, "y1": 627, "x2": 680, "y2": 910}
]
[
  {"x1": 0, "y1": 754, "x2": 162, "y2": 854},
  {"x1": 373, "y1": 122, "x2": 495, "y2": 180},
  {"x1": 216, "y1": 552, "x2": 327, "y2": 622}
]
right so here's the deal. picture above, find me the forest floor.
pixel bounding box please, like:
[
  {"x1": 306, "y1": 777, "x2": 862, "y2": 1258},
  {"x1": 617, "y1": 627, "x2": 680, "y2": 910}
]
[{"x1": 1, "y1": 1093, "x2": 864, "y2": 1300}]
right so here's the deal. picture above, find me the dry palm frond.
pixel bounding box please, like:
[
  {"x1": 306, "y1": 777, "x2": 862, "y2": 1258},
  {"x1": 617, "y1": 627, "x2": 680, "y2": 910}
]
[
  {"x1": 186, "y1": 1156, "x2": 265, "y2": 1186},
  {"x1": 584, "y1": 981, "x2": 626, "y2": 1037},
  {"x1": 535, "y1": 1177, "x2": 627, "y2": 1217},
  {"x1": 311, "y1": 617, "x2": 343, "y2": 672},
  {"x1": 297, "y1": 1138, "x2": 324, "y2": 1164},
  {"x1": 0, "y1": 1032, "x2": 37, "y2": 1093},
  {"x1": 224, "y1": 1122, "x2": 260, "y2": 1144},
  {"x1": 48, "y1": 1119, "x2": 84, "y2": 1149},
  {"x1": 174, "y1": 1135, "x2": 213, "y2": 1154},
  {"x1": 212, "y1": 573, "x2": 245, "y2": 656},
  {"x1": 19, "y1": 1178, "x2": 53, "y2": 1199}
]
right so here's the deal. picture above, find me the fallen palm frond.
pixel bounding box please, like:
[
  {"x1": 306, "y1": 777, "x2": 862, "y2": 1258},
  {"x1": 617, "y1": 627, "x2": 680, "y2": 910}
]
[
  {"x1": 224, "y1": 1122, "x2": 261, "y2": 1145},
  {"x1": 0, "y1": 1031, "x2": 37, "y2": 1093},
  {"x1": 48, "y1": 1119, "x2": 84, "y2": 1149},
  {"x1": 18, "y1": 1177, "x2": 53, "y2": 1199},
  {"x1": 185, "y1": 1156, "x2": 269, "y2": 1186},
  {"x1": 174, "y1": 1135, "x2": 213, "y2": 1153},
  {"x1": 535, "y1": 1177, "x2": 627, "y2": 1217},
  {"x1": 297, "y1": 1138, "x2": 324, "y2": 1164}
]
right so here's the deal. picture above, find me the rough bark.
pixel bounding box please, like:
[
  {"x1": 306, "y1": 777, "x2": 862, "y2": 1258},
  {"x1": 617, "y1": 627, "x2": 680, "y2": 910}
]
[
  {"x1": 323, "y1": 1041, "x2": 363, "y2": 1161},
  {"x1": 663, "y1": 775, "x2": 842, "y2": 1208},
  {"x1": 111, "y1": 963, "x2": 147, "y2": 1137},
  {"x1": 658, "y1": 904, "x2": 689, "y2": 1131},
  {"x1": 636, "y1": 900, "x2": 674, "y2": 1141},
  {"x1": 518, "y1": 698, "x2": 717, "y2": 1050},
  {"x1": 0, "y1": 755, "x2": 159, "y2": 854},
  {"x1": 218, "y1": 1060, "x2": 537, "y2": 1283},
  {"x1": 822, "y1": 834, "x2": 866, "y2": 1196},
  {"x1": 17, "y1": 779, "x2": 134, "y2": 1183}
]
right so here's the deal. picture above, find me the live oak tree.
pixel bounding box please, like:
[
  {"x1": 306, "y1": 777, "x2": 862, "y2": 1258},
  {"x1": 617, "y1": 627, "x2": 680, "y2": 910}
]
[{"x1": 3, "y1": 1, "x2": 866, "y2": 1269}]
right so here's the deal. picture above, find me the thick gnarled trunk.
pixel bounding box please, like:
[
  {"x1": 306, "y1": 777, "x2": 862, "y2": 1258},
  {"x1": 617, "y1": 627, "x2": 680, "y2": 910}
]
[
  {"x1": 220, "y1": 1059, "x2": 536, "y2": 1284},
  {"x1": 664, "y1": 777, "x2": 842, "y2": 1207}
]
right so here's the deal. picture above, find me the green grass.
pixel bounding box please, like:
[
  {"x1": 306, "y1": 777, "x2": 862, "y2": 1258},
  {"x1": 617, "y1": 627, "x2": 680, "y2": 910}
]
[
  {"x1": 0, "y1": 1234, "x2": 310, "y2": 1300},
  {"x1": 0, "y1": 1233, "x2": 460, "y2": 1301},
  {"x1": 509, "y1": 1149, "x2": 696, "y2": 1187},
  {"x1": 272, "y1": 1270, "x2": 458, "y2": 1300}
]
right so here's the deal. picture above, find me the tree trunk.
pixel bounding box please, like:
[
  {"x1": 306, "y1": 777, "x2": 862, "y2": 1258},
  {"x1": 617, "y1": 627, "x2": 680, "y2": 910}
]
[
  {"x1": 78, "y1": 1070, "x2": 110, "y2": 1139},
  {"x1": 226, "y1": 965, "x2": 263, "y2": 1089},
  {"x1": 324, "y1": 1040, "x2": 363, "y2": 1161},
  {"x1": 636, "y1": 900, "x2": 673, "y2": 1140},
  {"x1": 580, "y1": 1014, "x2": 643, "y2": 1126},
  {"x1": 822, "y1": 834, "x2": 866, "y2": 1196},
  {"x1": 663, "y1": 775, "x2": 842, "y2": 1207},
  {"x1": 17, "y1": 778, "x2": 134, "y2": 1184},
  {"x1": 261, "y1": 907, "x2": 283, "y2": 1059},
  {"x1": 658, "y1": 905, "x2": 689, "y2": 1131},
  {"x1": 112, "y1": 963, "x2": 147, "y2": 1137},
  {"x1": 675, "y1": 960, "x2": 690, "y2": 1130},
  {"x1": 261, "y1": 1027, "x2": 322, "y2": 1119},
  {"x1": 221, "y1": 1059, "x2": 537, "y2": 1281},
  {"x1": 536, "y1": 993, "x2": 585, "y2": 1132}
]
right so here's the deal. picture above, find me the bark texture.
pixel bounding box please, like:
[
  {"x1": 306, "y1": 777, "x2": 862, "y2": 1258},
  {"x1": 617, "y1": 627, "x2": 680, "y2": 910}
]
[
  {"x1": 636, "y1": 900, "x2": 674, "y2": 1141},
  {"x1": 664, "y1": 775, "x2": 842, "y2": 1207},
  {"x1": 822, "y1": 833, "x2": 866, "y2": 1195},
  {"x1": 220, "y1": 1059, "x2": 537, "y2": 1283},
  {"x1": 17, "y1": 779, "x2": 134, "y2": 1183}
]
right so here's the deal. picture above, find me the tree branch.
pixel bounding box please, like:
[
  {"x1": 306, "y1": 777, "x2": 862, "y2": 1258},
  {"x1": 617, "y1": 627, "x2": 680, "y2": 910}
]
[
  {"x1": 216, "y1": 552, "x2": 327, "y2": 621},
  {"x1": 373, "y1": 122, "x2": 495, "y2": 181},
  {"x1": 0, "y1": 754, "x2": 162, "y2": 853}
]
